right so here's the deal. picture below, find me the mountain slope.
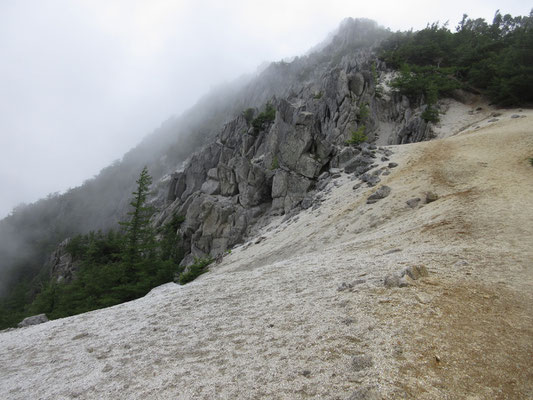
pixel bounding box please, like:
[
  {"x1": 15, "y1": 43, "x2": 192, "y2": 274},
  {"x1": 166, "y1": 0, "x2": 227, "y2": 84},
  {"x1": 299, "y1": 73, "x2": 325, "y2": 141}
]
[{"x1": 1, "y1": 106, "x2": 531, "y2": 399}]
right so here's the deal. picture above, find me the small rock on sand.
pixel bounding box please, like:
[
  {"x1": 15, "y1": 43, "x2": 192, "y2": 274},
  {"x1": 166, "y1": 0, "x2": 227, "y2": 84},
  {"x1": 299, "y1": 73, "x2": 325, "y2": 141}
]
[
  {"x1": 406, "y1": 198, "x2": 421, "y2": 208},
  {"x1": 367, "y1": 185, "x2": 391, "y2": 204},
  {"x1": 425, "y1": 192, "x2": 439, "y2": 203},
  {"x1": 351, "y1": 355, "x2": 373, "y2": 371}
]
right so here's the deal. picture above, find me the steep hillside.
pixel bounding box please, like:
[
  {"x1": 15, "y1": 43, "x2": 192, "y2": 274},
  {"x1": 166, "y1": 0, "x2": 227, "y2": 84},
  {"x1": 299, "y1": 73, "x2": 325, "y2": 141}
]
[
  {"x1": 1, "y1": 105, "x2": 531, "y2": 399},
  {"x1": 4, "y1": 18, "x2": 439, "y2": 323},
  {"x1": 0, "y1": 18, "x2": 398, "y2": 302}
]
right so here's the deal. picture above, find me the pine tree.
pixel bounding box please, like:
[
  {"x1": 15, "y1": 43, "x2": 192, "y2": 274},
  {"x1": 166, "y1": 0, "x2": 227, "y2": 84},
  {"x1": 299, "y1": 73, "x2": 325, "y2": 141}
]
[{"x1": 119, "y1": 167, "x2": 155, "y2": 270}]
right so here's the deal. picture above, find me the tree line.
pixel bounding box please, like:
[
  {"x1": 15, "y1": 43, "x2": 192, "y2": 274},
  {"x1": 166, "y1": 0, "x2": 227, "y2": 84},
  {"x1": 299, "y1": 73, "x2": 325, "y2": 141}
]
[
  {"x1": 379, "y1": 10, "x2": 533, "y2": 118},
  {"x1": 0, "y1": 167, "x2": 186, "y2": 328}
]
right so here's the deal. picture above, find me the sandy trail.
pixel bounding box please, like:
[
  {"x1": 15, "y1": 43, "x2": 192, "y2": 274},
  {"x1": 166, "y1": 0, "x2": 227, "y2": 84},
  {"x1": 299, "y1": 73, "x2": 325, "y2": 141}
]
[{"x1": 0, "y1": 107, "x2": 532, "y2": 399}]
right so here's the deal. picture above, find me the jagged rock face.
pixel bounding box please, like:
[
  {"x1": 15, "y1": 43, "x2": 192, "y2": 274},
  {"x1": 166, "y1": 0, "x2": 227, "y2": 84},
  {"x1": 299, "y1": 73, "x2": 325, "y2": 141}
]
[
  {"x1": 47, "y1": 238, "x2": 80, "y2": 283},
  {"x1": 153, "y1": 19, "x2": 438, "y2": 264}
]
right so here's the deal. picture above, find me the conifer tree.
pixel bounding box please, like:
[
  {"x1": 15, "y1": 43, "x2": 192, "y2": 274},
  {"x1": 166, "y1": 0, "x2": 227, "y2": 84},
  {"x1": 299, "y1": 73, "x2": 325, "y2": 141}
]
[{"x1": 119, "y1": 167, "x2": 155, "y2": 269}]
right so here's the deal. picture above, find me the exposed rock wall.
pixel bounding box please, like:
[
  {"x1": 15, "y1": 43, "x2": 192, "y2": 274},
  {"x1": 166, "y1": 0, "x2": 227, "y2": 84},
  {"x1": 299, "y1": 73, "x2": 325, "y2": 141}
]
[
  {"x1": 154, "y1": 21, "x2": 436, "y2": 264},
  {"x1": 46, "y1": 19, "x2": 436, "y2": 268},
  {"x1": 47, "y1": 238, "x2": 80, "y2": 283}
]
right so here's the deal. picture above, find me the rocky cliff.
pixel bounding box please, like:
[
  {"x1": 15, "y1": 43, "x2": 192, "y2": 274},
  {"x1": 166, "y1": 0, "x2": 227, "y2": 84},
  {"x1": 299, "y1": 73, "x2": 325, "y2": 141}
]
[
  {"x1": 150, "y1": 18, "x2": 434, "y2": 265},
  {"x1": 44, "y1": 19, "x2": 435, "y2": 275}
]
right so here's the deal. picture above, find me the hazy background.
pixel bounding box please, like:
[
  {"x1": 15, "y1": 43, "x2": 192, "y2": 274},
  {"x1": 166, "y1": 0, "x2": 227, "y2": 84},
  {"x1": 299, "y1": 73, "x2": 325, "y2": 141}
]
[{"x1": 0, "y1": 0, "x2": 529, "y2": 218}]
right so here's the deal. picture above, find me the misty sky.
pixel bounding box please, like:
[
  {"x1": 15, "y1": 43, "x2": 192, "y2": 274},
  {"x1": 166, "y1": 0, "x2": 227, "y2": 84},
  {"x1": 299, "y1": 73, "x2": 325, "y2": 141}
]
[{"x1": 0, "y1": 0, "x2": 529, "y2": 218}]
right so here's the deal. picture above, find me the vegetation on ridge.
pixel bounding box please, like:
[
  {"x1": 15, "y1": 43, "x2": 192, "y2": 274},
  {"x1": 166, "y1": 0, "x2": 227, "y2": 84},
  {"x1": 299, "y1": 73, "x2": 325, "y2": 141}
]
[
  {"x1": 380, "y1": 10, "x2": 533, "y2": 109},
  {"x1": 251, "y1": 102, "x2": 276, "y2": 134}
]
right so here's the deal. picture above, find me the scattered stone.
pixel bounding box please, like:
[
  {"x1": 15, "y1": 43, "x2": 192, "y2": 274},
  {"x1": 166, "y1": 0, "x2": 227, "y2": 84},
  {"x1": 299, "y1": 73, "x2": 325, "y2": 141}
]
[
  {"x1": 406, "y1": 197, "x2": 421, "y2": 208},
  {"x1": 476, "y1": 107, "x2": 483, "y2": 111},
  {"x1": 341, "y1": 318, "x2": 355, "y2": 325},
  {"x1": 384, "y1": 274, "x2": 399, "y2": 288},
  {"x1": 383, "y1": 248, "x2": 402, "y2": 255},
  {"x1": 301, "y1": 370, "x2": 311, "y2": 378},
  {"x1": 352, "y1": 183, "x2": 362, "y2": 190},
  {"x1": 366, "y1": 185, "x2": 391, "y2": 204},
  {"x1": 360, "y1": 173, "x2": 381, "y2": 187},
  {"x1": 329, "y1": 168, "x2": 342, "y2": 174},
  {"x1": 382, "y1": 170, "x2": 391, "y2": 176},
  {"x1": 348, "y1": 387, "x2": 381, "y2": 400},
  {"x1": 254, "y1": 236, "x2": 266, "y2": 244},
  {"x1": 388, "y1": 162, "x2": 398, "y2": 168},
  {"x1": 511, "y1": 114, "x2": 520, "y2": 119},
  {"x1": 318, "y1": 171, "x2": 330, "y2": 180},
  {"x1": 488, "y1": 118, "x2": 499, "y2": 123},
  {"x1": 317, "y1": 179, "x2": 330, "y2": 191},
  {"x1": 381, "y1": 156, "x2": 389, "y2": 162},
  {"x1": 491, "y1": 112, "x2": 502, "y2": 117},
  {"x1": 300, "y1": 196, "x2": 314, "y2": 210},
  {"x1": 353, "y1": 279, "x2": 366, "y2": 285},
  {"x1": 72, "y1": 333, "x2": 89, "y2": 340},
  {"x1": 403, "y1": 265, "x2": 429, "y2": 280},
  {"x1": 425, "y1": 192, "x2": 439, "y2": 203},
  {"x1": 385, "y1": 265, "x2": 428, "y2": 288},
  {"x1": 415, "y1": 293, "x2": 433, "y2": 304},
  {"x1": 267, "y1": 323, "x2": 274, "y2": 328},
  {"x1": 362, "y1": 150, "x2": 377, "y2": 159},
  {"x1": 435, "y1": 355, "x2": 441, "y2": 363},
  {"x1": 454, "y1": 259, "x2": 469, "y2": 267},
  {"x1": 337, "y1": 282, "x2": 354, "y2": 292},
  {"x1": 351, "y1": 355, "x2": 373, "y2": 371},
  {"x1": 384, "y1": 274, "x2": 410, "y2": 288},
  {"x1": 369, "y1": 144, "x2": 377, "y2": 150},
  {"x1": 18, "y1": 314, "x2": 48, "y2": 328},
  {"x1": 344, "y1": 155, "x2": 375, "y2": 174},
  {"x1": 331, "y1": 173, "x2": 342, "y2": 179},
  {"x1": 102, "y1": 364, "x2": 113, "y2": 373}
]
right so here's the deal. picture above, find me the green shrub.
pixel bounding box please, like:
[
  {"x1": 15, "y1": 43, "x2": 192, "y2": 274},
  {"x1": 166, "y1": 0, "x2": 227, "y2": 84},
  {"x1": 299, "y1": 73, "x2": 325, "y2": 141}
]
[
  {"x1": 529, "y1": 157, "x2": 533, "y2": 167},
  {"x1": 178, "y1": 257, "x2": 214, "y2": 285},
  {"x1": 421, "y1": 106, "x2": 440, "y2": 123},
  {"x1": 270, "y1": 156, "x2": 279, "y2": 170},
  {"x1": 313, "y1": 91, "x2": 323, "y2": 99},
  {"x1": 371, "y1": 62, "x2": 379, "y2": 83},
  {"x1": 243, "y1": 108, "x2": 254, "y2": 124},
  {"x1": 347, "y1": 125, "x2": 368, "y2": 145},
  {"x1": 358, "y1": 103, "x2": 370, "y2": 122},
  {"x1": 251, "y1": 102, "x2": 276, "y2": 134}
]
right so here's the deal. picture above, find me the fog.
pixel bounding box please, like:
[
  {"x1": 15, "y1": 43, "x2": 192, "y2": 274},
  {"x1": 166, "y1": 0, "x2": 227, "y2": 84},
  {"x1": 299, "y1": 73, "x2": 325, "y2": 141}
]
[{"x1": 0, "y1": 0, "x2": 529, "y2": 219}]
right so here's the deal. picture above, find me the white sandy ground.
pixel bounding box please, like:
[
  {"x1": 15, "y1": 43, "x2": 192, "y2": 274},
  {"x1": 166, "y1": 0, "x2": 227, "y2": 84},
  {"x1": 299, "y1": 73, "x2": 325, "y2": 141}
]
[{"x1": 1, "y1": 105, "x2": 532, "y2": 399}]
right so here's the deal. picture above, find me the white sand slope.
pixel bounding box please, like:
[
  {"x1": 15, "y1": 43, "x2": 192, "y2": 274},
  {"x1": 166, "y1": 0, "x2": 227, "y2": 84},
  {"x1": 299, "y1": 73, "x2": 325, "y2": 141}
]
[{"x1": 1, "y1": 107, "x2": 532, "y2": 399}]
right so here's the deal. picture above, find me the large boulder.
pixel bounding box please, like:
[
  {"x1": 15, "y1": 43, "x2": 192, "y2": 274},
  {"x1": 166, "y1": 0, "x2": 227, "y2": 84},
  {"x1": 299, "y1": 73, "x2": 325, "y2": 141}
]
[{"x1": 18, "y1": 314, "x2": 48, "y2": 328}]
